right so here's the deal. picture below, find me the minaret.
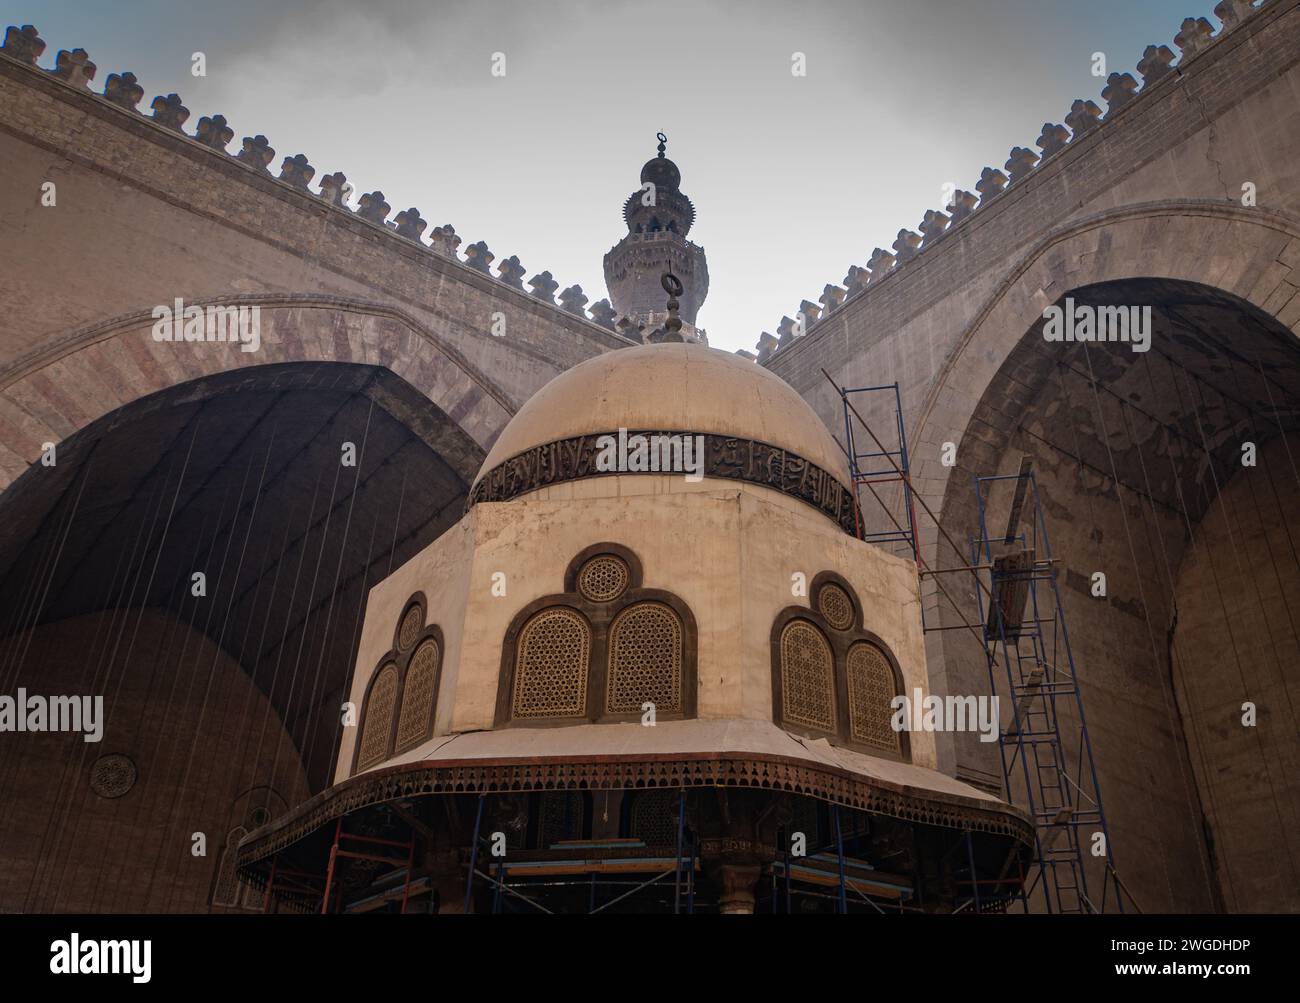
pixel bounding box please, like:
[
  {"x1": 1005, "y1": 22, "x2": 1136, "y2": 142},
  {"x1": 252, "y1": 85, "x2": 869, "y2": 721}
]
[{"x1": 603, "y1": 133, "x2": 709, "y2": 343}]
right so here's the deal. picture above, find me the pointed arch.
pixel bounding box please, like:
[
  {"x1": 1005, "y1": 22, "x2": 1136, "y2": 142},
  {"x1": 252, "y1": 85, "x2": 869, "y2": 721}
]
[
  {"x1": 511, "y1": 607, "x2": 592, "y2": 720},
  {"x1": 777, "y1": 619, "x2": 836, "y2": 734}
]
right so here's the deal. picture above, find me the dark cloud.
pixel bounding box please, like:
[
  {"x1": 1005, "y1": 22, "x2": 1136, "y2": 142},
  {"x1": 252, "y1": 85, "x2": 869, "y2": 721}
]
[{"x1": 2, "y1": 0, "x2": 1200, "y2": 351}]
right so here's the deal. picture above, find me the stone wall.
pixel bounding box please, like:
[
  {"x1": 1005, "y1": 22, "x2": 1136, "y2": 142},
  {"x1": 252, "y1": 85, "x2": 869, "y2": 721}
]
[
  {"x1": 0, "y1": 32, "x2": 634, "y2": 429},
  {"x1": 1172, "y1": 436, "x2": 1300, "y2": 912},
  {"x1": 339, "y1": 476, "x2": 935, "y2": 782},
  {"x1": 761, "y1": 0, "x2": 1300, "y2": 378},
  {"x1": 0, "y1": 609, "x2": 308, "y2": 913}
]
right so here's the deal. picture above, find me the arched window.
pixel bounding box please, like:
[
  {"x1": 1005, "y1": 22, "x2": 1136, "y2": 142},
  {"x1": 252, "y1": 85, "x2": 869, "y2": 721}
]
[
  {"x1": 350, "y1": 596, "x2": 443, "y2": 775},
  {"x1": 606, "y1": 601, "x2": 683, "y2": 714},
  {"x1": 394, "y1": 638, "x2": 440, "y2": 754},
  {"x1": 396, "y1": 600, "x2": 424, "y2": 653},
  {"x1": 846, "y1": 642, "x2": 902, "y2": 755},
  {"x1": 511, "y1": 607, "x2": 591, "y2": 719},
  {"x1": 772, "y1": 573, "x2": 910, "y2": 761},
  {"x1": 496, "y1": 545, "x2": 696, "y2": 726},
  {"x1": 356, "y1": 663, "x2": 398, "y2": 771},
  {"x1": 211, "y1": 825, "x2": 246, "y2": 908},
  {"x1": 778, "y1": 620, "x2": 836, "y2": 734}
]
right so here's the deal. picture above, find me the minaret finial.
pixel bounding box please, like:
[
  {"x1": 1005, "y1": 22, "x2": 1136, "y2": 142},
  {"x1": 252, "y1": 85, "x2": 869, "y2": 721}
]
[
  {"x1": 656, "y1": 131, "x2": 667, "y2": 158},
  {"x1": 652, "y1": 272, "x2": 685, "y2": 342}
]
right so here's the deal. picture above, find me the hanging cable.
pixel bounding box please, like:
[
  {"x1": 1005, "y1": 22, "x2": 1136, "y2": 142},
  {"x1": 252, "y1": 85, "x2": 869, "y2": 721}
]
[{"x1": 300, "y1": 395, "x2": 374, "y2": 786}]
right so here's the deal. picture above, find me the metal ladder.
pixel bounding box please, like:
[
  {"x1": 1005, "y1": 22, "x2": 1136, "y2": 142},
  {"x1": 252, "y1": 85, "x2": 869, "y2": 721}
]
[{"x1": 971, "y1": 468, "x2": 1122, "y2": 914}]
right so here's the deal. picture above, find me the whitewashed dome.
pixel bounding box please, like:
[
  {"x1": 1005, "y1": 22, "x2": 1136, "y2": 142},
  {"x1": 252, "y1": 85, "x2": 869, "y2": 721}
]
[{"x1": 474, "y1": 342, "x2": 852, "y2": 489}]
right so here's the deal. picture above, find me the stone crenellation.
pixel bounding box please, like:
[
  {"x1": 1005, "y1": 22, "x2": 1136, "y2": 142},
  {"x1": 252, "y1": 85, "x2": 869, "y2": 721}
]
[
  {"x1": 754, "y1": 0, "x2": 1274, "y2": 363},
  {"x1": 0, "y1": 23, "x2": 627, "y2": 336},
  {"x1": 0, "y1": 3, "x2": 1274, "y2": 357}
]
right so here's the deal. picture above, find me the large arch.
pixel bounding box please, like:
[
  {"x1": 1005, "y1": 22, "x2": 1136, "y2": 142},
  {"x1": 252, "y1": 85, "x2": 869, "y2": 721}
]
[
  {"x1": 914, "y1": 201, "x2": 1300, "y2": 483},
  {"x1": 920, "y1": 205, "x2": 1300, "y2": 912},
  {"x1": 0, "y1": 349, "x2": 494, "y2": 795},
  {"x1": 0, "y1": 295, "x2": 517, "y2": 488}
]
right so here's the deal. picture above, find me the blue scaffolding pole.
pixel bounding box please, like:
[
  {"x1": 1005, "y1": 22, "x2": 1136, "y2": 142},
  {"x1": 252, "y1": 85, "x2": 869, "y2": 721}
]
[
  {"x1": 970, "y1": 468, "x2": 1122, "y2": 914},
  {"x1": 838, "y1": 382, "x2": 918, "y2": 562},
  {"x1": 825, "y1": 370, "x2": 1123, "y2": 913}
]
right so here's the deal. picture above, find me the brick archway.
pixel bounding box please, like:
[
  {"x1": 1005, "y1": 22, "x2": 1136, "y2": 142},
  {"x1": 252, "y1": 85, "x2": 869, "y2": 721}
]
[
  {"x1": 913, "y1": 201, "x2": 1300, "y2": 534},
  {"x1": 0, "y1": 294, "x2": 517, "y2": 491}
]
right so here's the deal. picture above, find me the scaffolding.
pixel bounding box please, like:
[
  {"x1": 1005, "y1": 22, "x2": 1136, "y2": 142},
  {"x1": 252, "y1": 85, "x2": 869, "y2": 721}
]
[
  {"x1": 838, "y1": 381, "x2": 919, "y2": 561},
  {"x1": 825, "y1": 369, "x2": 1127, "y2": 915},
  {"x1": 250, "y1": 786, "x2": 995, "y2": 915},
  {"x1": 459, "y1": 789, "x2": 699, "y2": 914},
  {"x1": 971, "y1": 467, "x2": 1122, "y2": 913},
  {"x1": 319, "y1": 820, "x2": 418, "y2": 914}
]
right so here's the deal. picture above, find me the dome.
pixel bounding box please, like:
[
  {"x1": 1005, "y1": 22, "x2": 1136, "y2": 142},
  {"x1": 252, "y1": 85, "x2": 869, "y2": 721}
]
[
  {"x1": 640, "y1": 155, "x2": 681, "y2": 191},
  {"x1": 474, "y1": 342, "x2": 852, "y2": 491}
]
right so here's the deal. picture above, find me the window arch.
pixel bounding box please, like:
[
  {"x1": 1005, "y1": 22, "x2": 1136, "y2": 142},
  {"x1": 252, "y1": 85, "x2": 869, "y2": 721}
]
[
  {"x1": 356, "y1": 663, "x2": 398, "y2": 772},
  {"x1": 496, "y1": 544, "x2": 696, "y2": 726},
  {"x1": 771, "y1": 573, "x2": 909, "y2": 761},
  {"x1": 211, "y1": 825, "x2": 247, "y2": 908},
  {"x1": 395, "y1": 599, "x2": 425, "y2": 652},
  {"x1": 847, "y1": 642, "x2": 902, "y2": 755},
  {"x1": 350, "y1": 595, "x2": 444, "y2": 776},
  {"x1": 606, "y1": 601, "x2": 683, "y2": 714},
  {"x1": 777, "y1": 620, "x2": 837, "y2": 734},
  {"x1": 394, "y1": 637, "x2": 441, "y2": 754},
  {"x1": 511, "y1": 607, "x2": 591, "y2": 719}
]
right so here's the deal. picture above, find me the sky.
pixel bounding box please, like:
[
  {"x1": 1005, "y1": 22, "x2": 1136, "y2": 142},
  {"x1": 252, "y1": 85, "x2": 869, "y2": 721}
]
[{"x1": 4, "y1": 0, "x2": 1213, "y2": 352}]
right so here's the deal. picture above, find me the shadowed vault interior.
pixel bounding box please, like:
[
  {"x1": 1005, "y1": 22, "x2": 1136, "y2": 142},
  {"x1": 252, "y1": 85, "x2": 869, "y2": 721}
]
[{"x1": 0, "y1": 363, "x2": 484, "y2": 792}]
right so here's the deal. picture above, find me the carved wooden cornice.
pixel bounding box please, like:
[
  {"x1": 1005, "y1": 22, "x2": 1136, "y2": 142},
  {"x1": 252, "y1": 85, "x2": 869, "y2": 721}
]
[{"x1": 236, "y1": 750, "x2": 1035, "y2": 871}]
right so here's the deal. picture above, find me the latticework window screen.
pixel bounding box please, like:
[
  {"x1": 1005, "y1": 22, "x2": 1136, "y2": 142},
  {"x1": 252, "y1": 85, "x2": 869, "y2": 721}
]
[
  {"x1": 512, "y1": 607, "x2": 591, "y2": 719},
  {"x1": 779, "y1": 620, "x2": 836, "y2": 733},
  {"x1": 356, "y1": 663, "x2": 398, "y2": 771},
  {"x1": 394, "y1": 639, "x2": 440, "y2": 753},
  {"x1": 606, "y1": 602, "x2": 682, "y2": 714},
  {"x1": 846, "y1": 642, "x2": 901, "y2": 754}
]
